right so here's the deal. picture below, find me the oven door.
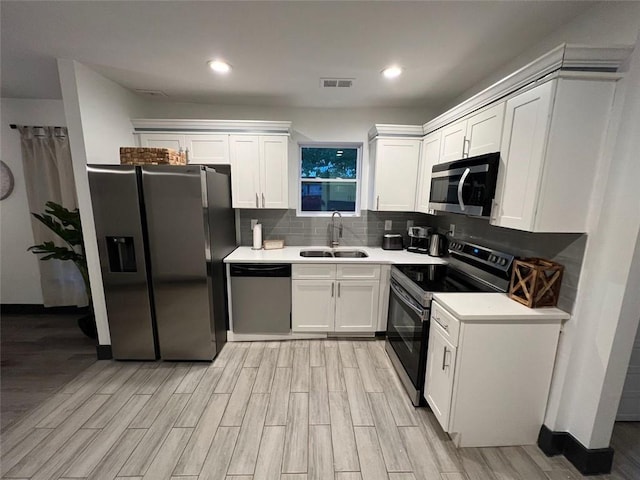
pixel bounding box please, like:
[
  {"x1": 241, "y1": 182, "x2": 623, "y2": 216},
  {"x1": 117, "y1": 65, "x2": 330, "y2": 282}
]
[{"x1": 385, "y1": 278, "x2": 429, "y2": 405}]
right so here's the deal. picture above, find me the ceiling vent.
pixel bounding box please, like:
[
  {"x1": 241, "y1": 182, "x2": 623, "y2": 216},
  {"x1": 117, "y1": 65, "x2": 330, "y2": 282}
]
[
  {"x1": 320, "y1": 78, "x2": 354, "y2": 88},
  {"x1": 134, "y1": 89, "x2": 168, "y2": 98}
]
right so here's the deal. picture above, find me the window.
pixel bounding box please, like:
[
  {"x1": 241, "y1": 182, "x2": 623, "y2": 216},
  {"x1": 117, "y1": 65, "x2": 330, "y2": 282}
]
[{"x1": 298, "y1": 144, "x2": 361, "y2": 216}]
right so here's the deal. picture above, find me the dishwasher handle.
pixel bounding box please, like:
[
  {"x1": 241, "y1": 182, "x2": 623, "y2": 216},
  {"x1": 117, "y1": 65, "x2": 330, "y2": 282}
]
[{"x1": 230, "y1": 263, "x2": 292, "y2": 278}]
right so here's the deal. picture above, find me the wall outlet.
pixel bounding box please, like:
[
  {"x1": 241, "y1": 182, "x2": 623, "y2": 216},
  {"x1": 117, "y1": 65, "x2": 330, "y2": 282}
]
[
  {"x1": 406, "y1": 220, "x2": 414, "y2": 229},
  {"x1": 449, "y1": 223, "x2": 456, "y2": 237},
  {"x1": 384, "y1": 220, "x2": 392, "y2": 231},
  {"x1": 251, "y1": 219, "x2": 258, "y2": 230}
]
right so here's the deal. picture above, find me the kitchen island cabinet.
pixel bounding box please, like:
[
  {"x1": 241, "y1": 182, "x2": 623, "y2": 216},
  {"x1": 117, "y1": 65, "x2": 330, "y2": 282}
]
[{"x1": 425, "y1": 294, "x2": 569, "y2": 447}]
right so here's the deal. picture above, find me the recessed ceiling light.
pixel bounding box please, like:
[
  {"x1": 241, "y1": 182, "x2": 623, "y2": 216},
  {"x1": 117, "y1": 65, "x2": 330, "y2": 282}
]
[
  {"x1": 382, "y1": 66, "x2": 403, "y2": 79},
  {"x1": 208, "y1": 60, "x2": 231, "y2": 74}
]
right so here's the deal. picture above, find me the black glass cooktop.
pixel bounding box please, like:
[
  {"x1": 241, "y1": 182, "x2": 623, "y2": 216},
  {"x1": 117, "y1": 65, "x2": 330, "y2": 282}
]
[{"x1": 394, "y1": 264, "x2": 494, "y2": 293}]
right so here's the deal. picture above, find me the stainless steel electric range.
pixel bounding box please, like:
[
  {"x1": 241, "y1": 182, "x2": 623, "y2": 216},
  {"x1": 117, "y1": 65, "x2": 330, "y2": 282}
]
[{"x1": 385, "y1": 239, "x2": 515, "y2": 406}]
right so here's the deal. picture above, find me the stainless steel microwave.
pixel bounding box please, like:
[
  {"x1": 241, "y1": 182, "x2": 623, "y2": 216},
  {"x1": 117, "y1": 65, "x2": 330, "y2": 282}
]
[{"x1": 429, "y1": 152, "x2": 500, "y2": 217}]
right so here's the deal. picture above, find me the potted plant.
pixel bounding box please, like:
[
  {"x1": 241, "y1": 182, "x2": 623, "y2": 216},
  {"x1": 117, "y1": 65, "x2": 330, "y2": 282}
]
[{"x1": 28, "y1": 201, "x2": 97, "y2": 339}]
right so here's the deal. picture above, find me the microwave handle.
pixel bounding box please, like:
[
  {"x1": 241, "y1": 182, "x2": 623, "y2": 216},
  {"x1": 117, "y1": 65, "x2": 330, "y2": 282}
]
[{"x1": 457, "y1": 167, "x2": 470, "y2": 212}]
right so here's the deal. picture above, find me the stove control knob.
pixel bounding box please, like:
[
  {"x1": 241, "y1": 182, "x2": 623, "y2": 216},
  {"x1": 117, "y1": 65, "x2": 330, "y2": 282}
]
[{"x1": 499, "y1": 258, "x2": 507, "y2": 266}]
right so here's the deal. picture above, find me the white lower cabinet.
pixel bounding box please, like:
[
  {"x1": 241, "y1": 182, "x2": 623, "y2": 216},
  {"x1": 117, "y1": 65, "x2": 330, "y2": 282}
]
[
  {"x1": 424, "y1": 300, "x2": 562, "y2": 447},
  {"x1": 335, "y1": 280, "x2": 379, "y2": 332},
  {"x1": 424, "y1": 322, "x2": 457, "y2": 430},
  {"x1": 291, "y1": 280, "x2": 335, "y2": 332},
  {"x1": 292, "y1": 264, "x2": 380, "y2": 334}
]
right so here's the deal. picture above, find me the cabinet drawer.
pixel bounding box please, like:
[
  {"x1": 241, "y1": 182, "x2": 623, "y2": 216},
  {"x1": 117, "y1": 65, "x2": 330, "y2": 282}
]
[
  {"x1": 292, "y1": 264, "x2": 336, "y2": 280},
  {"x1": 336, "y1": 264, "x2": 380, "y2": 280},
  {"x1": 431, "y1": 302, "x2": 460, "y2": 346}
]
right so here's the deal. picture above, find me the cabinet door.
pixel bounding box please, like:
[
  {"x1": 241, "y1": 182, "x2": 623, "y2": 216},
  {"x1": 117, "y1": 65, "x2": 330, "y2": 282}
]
[
  {"x1": 138, "y1": 133, "x2": 185, "y2": 151},
  {"x1": 465, "y1": 102, "x2": 505, "y2": 158},
  {"x1": 230, "y1": 135, "x2": 261, "y2": 208},
  {"x1": 439, "y1": 119, "x2": 467, "y2": 163},
  {"x1": 416, "y1": 131, "x2": 441, "y2": 213},
  {"x1": 334, "y1": 280, "x2": 379, "y2": 333},
  {"x1": 260, "y1": 136, "x2": 289, "y2": 209},
  {"x1": 185, "y1": 134, "x2": 229, "y2": 164},
  {"x1": 292, "y1": 280, "x2": 335, "y2": 332},
  {"x1": 491, "y1": 81, "x2": 554, "y2": 231},
  {"x1": 373, "y1": 138, "x2": 421, "y2": 211},
  {"x1": 424, "y1": 325, "x2": 457, "y2": 431}
]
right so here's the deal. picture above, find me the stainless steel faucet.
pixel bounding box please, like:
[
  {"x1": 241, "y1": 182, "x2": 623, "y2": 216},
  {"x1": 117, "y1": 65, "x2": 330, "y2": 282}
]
[{"x1": 330, "y1": 211, "x2": 343, "y2": 247}]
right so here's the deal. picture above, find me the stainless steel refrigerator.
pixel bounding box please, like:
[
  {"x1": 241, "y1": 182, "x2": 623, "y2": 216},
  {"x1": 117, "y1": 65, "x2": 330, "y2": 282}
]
[{"x1": 87, "y1": 164, "x2": 236, "y2": 361}]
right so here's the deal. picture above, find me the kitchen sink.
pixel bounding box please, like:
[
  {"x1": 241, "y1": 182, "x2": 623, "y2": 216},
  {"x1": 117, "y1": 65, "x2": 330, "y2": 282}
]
[
  {"x1": 299, "y1": 249, "x2": 369, "y2": 258},
  {"x1": 300, "y1": 250, "x2": 333, "y2": 257},
  {"x1": 333, "y1": 250, "x2": 368, "y2": 258}
]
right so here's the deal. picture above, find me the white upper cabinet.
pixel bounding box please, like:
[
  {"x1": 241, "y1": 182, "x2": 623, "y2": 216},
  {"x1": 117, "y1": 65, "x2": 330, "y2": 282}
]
[
  {"x1": 371, "y1": 138, "x2": 421, "y2": 211},
  {"x1": 230, "y1": 135, "x2": 289, "y2": 209},
  {"x1": 138, "y1": 133, "x2": 231, "y2": 164},
  {"x1": 185, "y1": 134, "x2": 229, "y2": 164},
  {"x1": 465, "y1": 103, "x2": 505, "y2": 158},
  {"x1": 229, "y1": 135, "x2": 261, "y2": 208},
  {"x1": 439, "y1": 120, "x2": 467, "y2": 163},
  {"x1": 416, "y1": 131, "x2": 441, "y2": 214},
  {"x1": 492, "y1": 78, "x2": 615, "y2": 232},
  {"x1": 138, "y1": 133, "x2": 185, "y2": 151},
  {"x1": 438, "y1": 102, "x2": 504, "y2": 163},
  {"x1": 260, "y1": 136, "x2": 289, "y2": 209}
]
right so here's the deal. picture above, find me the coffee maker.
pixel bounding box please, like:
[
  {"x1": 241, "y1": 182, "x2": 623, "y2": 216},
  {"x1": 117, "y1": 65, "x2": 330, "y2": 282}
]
[{"x1": 407, "y1": 227, "x2": 431, "y2": 254}]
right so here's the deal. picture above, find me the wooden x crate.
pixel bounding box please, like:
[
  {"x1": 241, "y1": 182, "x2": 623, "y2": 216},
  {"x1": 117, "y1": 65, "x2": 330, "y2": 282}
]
[{"x1": 508, "y1": 258, "x2": 564, "y2": 308}]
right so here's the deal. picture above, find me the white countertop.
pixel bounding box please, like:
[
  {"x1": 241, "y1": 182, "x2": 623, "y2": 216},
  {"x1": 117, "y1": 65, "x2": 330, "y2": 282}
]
[
  {"x1": 224, "y1": 246, "x2": 448, "y2": 265},
  {"x1": 433, "y1": 293, "x2": 570, "y2": 321}
]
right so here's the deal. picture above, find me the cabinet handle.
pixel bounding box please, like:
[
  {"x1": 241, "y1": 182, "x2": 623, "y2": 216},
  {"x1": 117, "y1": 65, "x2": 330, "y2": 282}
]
[
  {"x1": 337, "y1": 282, "x2": 341, "y2": 297},
  {"x1": 185, "y1": 147, "x2": 190, "y2": 162},
  {"x1": 262, "y1": 193, "x2": 265, "y2": 208},
  {"x1": 255, "y1": 193, "x2": 259, "y2": 208},
  {"x1": 331, "y1": 283, "x2": 334, "y2": 297},
  {"x1": 462, "y1": 137, "x2": 470, "y2": 158},
  {"x1": 490, "y1": 200, "x2": 499, "y2": 223},
  {"x1": 442, "y1": 346, "x2": 448, "y2": 370},
  {"x1": 376, "y1": 196, "x2": 380, "y2": 210}
]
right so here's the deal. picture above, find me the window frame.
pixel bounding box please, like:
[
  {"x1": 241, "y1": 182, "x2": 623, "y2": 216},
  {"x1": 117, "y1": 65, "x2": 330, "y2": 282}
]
[{"x1": 296, "y1": 142, "x2": 362, "y2": 218}]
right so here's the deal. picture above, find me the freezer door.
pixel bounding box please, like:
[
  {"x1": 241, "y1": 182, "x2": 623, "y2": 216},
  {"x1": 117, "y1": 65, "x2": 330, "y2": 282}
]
[
  {"x1": 141, "y1": 165, "x2": 215, "y2": 360},
  {"x1": 87, "y1": 165, "x2": 157, "y2": 360}
]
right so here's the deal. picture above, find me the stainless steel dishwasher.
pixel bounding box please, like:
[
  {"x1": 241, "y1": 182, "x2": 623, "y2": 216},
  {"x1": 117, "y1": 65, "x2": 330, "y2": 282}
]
[{"x1": 230, "y1": 264, "x2": 292, "y2": 334}]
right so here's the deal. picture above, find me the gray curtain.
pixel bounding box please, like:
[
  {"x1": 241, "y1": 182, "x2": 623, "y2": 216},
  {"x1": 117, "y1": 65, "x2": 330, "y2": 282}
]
[{"x1": 19, "y1": 126, "x2": 87, "y2": 306}]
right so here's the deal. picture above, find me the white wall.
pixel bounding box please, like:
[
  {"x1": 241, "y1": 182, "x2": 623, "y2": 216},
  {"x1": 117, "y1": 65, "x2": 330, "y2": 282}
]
[
  {"x1": 58, "y1": 59, "x2": 145, "y2": 344},
  {"x1": 447, "y1": 2, "x2": 640, "y2": 110},
  {"x1": 140, "y1": 102, "x2": 433, "y2": 210},
  {"x1": 0, "y1": 98, "x2": 67, "y2": 304}
]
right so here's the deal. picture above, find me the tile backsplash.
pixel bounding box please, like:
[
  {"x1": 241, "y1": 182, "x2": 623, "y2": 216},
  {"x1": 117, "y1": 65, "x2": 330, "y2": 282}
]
[
  {"x1": 238, "y1": 209, "x2": 431, "y2": 248},
  {"x1": 238, "y1": 209, "x2": 586, "y2": 313},
  {"x1": 428, "y1": 213, "x2": 586, "y2": 313}
]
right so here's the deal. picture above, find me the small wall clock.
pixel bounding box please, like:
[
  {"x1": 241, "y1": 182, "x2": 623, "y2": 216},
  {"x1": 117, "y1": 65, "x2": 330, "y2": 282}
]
[{"x1": 1, "y1": 161, "x2": 15, "y2": 200}]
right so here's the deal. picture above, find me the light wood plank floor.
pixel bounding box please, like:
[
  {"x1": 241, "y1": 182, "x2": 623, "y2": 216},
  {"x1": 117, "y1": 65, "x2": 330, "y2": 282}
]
[{"x1": 1, "y1": 339, "x2": 638, "y2": 480}]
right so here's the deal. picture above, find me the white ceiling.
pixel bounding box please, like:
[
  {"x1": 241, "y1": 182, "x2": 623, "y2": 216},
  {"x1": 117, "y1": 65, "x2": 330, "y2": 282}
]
[{"x1": 1, "y1": 1, "x2": 597, "y2": 109}]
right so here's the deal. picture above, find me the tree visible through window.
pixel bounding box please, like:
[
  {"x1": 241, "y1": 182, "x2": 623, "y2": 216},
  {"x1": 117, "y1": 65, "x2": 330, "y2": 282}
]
[{"x1": 299, "y1": 145, "x2": 360, "y2": 215}]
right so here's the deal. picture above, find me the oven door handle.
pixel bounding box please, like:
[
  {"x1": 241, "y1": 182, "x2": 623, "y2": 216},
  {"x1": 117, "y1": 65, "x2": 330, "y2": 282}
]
[
  {"x1": 457, "y1": 167, "x2": 470, "y2": 212},
  {"x1": 390, "y1": 280, "x2": 427, "y2": 320}
]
